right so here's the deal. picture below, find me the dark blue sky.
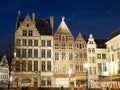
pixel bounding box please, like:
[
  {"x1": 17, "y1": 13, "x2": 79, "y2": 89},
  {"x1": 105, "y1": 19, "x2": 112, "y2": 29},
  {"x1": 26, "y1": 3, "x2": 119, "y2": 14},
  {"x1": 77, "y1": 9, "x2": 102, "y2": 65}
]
[{"x1": 1, "y1": 0, "x2": 120, "y2": 41}]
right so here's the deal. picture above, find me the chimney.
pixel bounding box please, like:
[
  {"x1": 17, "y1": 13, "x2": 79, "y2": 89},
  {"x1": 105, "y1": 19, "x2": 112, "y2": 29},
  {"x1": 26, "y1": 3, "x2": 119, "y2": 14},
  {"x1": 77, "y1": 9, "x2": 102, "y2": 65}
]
[
  {"x1": 32, "y1": 13, "x2": 35, "y2": 22},
  {"x1": 50, "y1": 16, "x2": 54, "y2": 31}
]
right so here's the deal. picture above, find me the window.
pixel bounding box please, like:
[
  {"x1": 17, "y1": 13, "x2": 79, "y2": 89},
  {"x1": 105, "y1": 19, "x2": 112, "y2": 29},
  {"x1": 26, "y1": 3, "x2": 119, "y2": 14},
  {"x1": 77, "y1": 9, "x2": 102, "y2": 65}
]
[
  {"x1": 66, "y1": 36, "x2": 68, "y2": 41},
  {"x1": 42, "y1": 40, "x2": 45, "y2": 47},
  {"x1": 47, "y1": 61, "x2": 51, "y2": 71},
  {"x1": 93, "y1": 67, "x2": 96, "y2": 74},
  {"x1": 28, "y1": 30, "x2": 33, "y2": 36},
  {"x1": 97, "y1": 54, "x2": 101, "y2": 59},
  {"x1": 28, "y1": 61, "x2": 32, "y2": 71},
  {"x1": 112, "y1": 54, "x2": 114, "y2": 61},
  {"x1": 22, "y1": 49, "x2": 26, "y2": 57},
  {"x1": 16, "y1": 49, "x2": 21, "y2": 57},
  {"x1": 80, "y1": 63, "x2": 83, "y2": 71},
  {"x1": 62, "y1": 64, "x2": 66, "y2": 72},
  {"x1": 92, "y1": 48, "x2": 95, "y2": 52},
  {"x1": 34, "y1": 61, "x2": 38, "y2": 71},
  {"x1": 83, "y1": 52, "x2": 87, "y2": 58},
  {"x1": 79, "y1": 52, "x2": 82, "y2": 58},
  {"x1": 41, "y1": 79, "x2": 46, "y2": 86},
  {"x1": 62, "y1": 36, "x2": 65, "y2": 41},
  {"x1": 16, "y1": 61, "x2": 20, "y2": 71},
  {"x1": 47, "y1": 40, "x2": 51, "y2": 47},
  {"x1": 69, "y1": 44, "x2": 72, "y2": 49},
  {"x1": 103, "y1": 63, "x2": 107, "y2": 71},
  {"x1": 117, "y1": 52, "x2": 120, "y2": 58},
  {"x1": 34, "y1": 40, "x2": 38, "y2": 46},
  {"x1": 76, "y1": 64, "x2": 79, "y2": 72},
  {"x1": 42, "y1": 61, "x2": 46, "y2": 71},
  {"x1": 102, "y1": 54, "x2": 106, "y2": 59},
  {"x1": 22, "y1": 39, "x2": 27, "y2": 46},
  {"x1": 55, "y1": 53, "x2": 59, "y2": 60},
  {"x1": 55, "y1": 44, "x2": 58, "y2": 49},
  {"x1": 47, "y1": 79, "x2": 51, "y2": 86},
  {"x1": 41, "y1": 49, "x2": 45, "y2": 58},
  {"x1": 28, "y1": 49, "x2": 32, "y2": 57},
  {"x1": 88, "y1": 48, "x2": 91, "y2": 52},
  {"x1": 28, "y1": 39, "x2": 32, "y2": 46},
  {"x1": 34, "y1": 49, "x2": 38, "y2": 58},
  {"x1": 47, "y1": 49, "x2": 51, "y2": 58},
  {"x1": 62, "y1": 52, "x2": 66, "y2": 61},
  {"x1": 16, "y1": 39, "x2": 21, "y2": 46},
  {"x1": 98, "y1": 63, "x2": 102, "y2": 72},
  {"x1": 62, "y1": 44, "x2": 65, "y2": 49},
  {"x1": 23, "y1": 30, "x2": 27, "y2": 36},
  {"x1": 89, "y1": 67, "x2": 92, "y2": 74},
  {"x1": 59, "y1": 35, "x2": 61, "y2": 41},
  {"x1": 22, "y1": 61, "x2": 26, "y2": 71},
  {"x1": 69, "y1": 53, "x2": 73, "y2": 60}
]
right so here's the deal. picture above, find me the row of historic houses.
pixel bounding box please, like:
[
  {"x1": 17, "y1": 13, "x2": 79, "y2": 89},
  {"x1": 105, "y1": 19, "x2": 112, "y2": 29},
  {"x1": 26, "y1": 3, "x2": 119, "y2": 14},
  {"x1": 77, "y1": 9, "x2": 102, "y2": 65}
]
[{"x1": 1, "y1": 11, "x2": 120, "y2": 88}]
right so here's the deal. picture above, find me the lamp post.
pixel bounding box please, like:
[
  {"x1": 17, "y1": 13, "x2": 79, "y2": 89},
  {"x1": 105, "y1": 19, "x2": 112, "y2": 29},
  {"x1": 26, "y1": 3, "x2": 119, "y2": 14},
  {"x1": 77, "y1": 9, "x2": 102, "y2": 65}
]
[{"x1": 84, "y1": 63, "x2": 88, "y2": 90}]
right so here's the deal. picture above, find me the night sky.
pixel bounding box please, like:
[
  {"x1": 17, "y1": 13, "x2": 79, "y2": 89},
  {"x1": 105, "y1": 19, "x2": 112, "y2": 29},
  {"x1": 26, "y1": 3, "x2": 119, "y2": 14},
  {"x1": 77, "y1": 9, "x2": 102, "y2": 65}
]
[{"x1": 1, "y1": 0, "x2": 120, "y2": 42}]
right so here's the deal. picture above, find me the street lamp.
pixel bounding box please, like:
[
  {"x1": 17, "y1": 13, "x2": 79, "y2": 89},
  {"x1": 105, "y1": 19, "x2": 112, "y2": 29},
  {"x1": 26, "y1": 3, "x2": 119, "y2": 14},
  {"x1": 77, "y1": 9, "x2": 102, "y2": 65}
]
[
  {"x1": 68, "y1": 68, "x2": 72, "y2": 89},
  {"x1": 84, "y1": 63, "x2": 88, "y2": 90}
]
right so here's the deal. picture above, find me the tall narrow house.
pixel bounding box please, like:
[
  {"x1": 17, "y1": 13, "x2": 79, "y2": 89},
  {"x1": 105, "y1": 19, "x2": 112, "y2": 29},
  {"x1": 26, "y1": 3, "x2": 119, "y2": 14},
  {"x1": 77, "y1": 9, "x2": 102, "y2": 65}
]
[
  {"x1": 53, "y1": 16, "x2": 74, "y2": 87},
  {"x1": 14, "y1": 11, "x2": 54, "y2": 87}
]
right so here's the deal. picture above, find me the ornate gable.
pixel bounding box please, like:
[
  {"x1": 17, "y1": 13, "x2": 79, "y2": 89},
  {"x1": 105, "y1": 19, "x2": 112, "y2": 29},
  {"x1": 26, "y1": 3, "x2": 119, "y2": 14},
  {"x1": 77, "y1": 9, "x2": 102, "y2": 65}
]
[{"x1": 54, "y1": 16, "x2": 74, "y2": 42}]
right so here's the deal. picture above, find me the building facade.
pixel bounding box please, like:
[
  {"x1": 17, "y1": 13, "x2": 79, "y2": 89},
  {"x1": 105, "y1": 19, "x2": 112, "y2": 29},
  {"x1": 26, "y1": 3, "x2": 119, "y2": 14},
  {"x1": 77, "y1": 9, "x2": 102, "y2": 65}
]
[
  {"x1": 0, "y1": 55, "x2": 9, "y2": 86},
  {"x1": 14, "y1": 11, "x2": 54, "y2": 87},
  {"x1": 13, "y1": 11, "x2": 120, "y2": 88}
]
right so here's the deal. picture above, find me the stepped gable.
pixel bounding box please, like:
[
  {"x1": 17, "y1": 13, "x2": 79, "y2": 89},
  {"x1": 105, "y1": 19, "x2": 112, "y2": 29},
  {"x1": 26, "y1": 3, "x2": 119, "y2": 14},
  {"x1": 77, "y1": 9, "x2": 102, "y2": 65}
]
[
  {"x1": 95, "y1": 39, "x2": 107, "y2": 48},
  {"x1": 109, "y1": 28, "x2": 120, "y2": 39},
  {"x1": 16, "y1": 16, "x2": 52, "y2": 35}
]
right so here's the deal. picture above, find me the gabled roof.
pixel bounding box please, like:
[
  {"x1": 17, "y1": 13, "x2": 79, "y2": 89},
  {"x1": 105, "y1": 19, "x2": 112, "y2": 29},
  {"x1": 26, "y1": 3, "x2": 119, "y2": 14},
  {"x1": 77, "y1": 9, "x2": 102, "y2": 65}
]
[
  {"x1": 16, "y1": 16, "x2": 52, "y2": 36},
  {"x1": 109, "y1": 28, "x2": 120, "y2": 39},
  {"x1": 95, "y1": 39, "x2": 107, "y2": 48},
  {"x1": 54, "y1": 16, "x2": 73, "y2": 36}
]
